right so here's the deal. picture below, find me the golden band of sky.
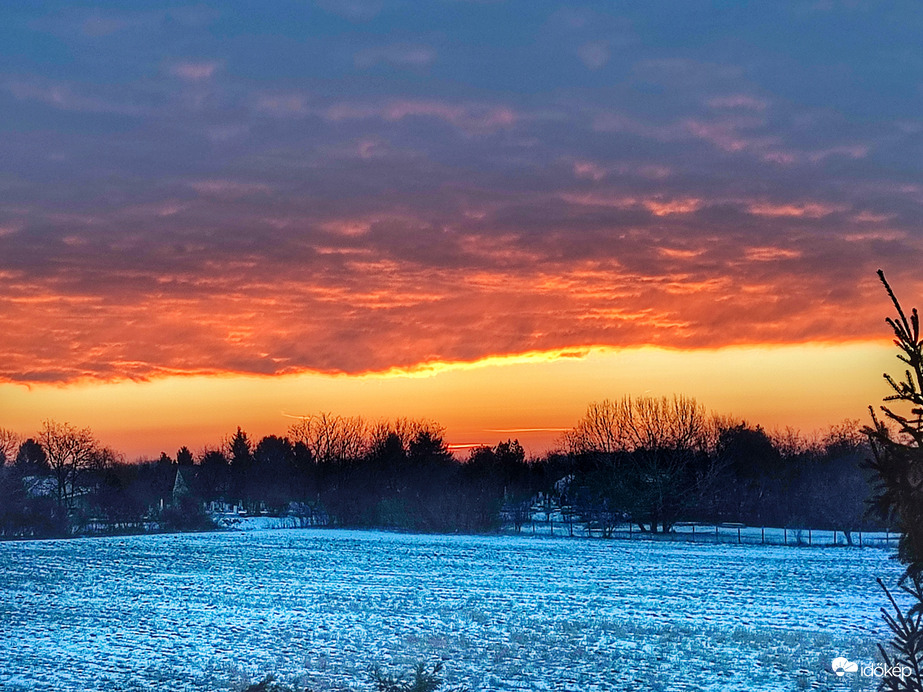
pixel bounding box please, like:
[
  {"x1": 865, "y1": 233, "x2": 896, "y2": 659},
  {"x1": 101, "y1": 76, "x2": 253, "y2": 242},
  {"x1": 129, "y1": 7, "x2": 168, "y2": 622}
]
[{"x1": 0, "y1": 341, "x2": 896, "y2": 459}]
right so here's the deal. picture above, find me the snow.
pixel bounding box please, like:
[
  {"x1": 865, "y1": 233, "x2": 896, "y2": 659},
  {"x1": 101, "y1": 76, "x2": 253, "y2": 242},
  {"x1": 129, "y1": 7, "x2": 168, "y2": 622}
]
[{"x1": 0, "y1": 528, "x2": 907, "y2": 691}]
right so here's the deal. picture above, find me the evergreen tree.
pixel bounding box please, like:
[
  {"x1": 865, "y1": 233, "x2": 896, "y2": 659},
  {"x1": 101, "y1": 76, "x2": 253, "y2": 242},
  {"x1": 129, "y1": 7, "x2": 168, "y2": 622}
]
[
  {"x1": 864, "y1": 270, "x2": 923, "y2": 690},
  {"x1": 198, "y1": 449, "x2": 230, "y2": 503},
  {"x1": 176, "y1": 446, "x2": 194, "y2": 467},
  {"x1": 229, "y1": 428, "x2": 255, "y2": 509},
  {"x1": 14, "y1": 438, "x2": 49, "y2": 476}
]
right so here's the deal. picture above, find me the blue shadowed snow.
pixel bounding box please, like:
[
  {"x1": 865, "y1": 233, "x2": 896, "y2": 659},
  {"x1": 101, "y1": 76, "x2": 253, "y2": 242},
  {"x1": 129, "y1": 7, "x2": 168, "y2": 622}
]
[{"x1": 0, "y1": 529, "x2": 905, "y2": 690}]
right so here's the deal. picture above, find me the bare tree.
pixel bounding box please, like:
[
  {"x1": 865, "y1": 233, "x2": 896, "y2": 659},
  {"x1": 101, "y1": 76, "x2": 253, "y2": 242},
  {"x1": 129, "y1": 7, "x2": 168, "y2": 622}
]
[
  {"x1": 288, "y1": 413, "x2": 367, "y2": 466},
  {"x1": 0, "y1": 427, "x2": 21, "y2": 466},
  {"x1": 367, "y1": 417, "x2": 446, "y2": 456},
  {"x1": 808, "y1": 422, "x2": 870, "y2": 545},
  {"x1": 564, "y1": 395, "x2": 715, "y2": 532},
  {"x1": 768, "y1": 426, "x2": 813, "y2": 458},
  {"x1": 38, "y1": 420, "x2": 99, "y2": 511},
  {"x1": 561, "y1": 400, "x2": 627, "y2": 455}
]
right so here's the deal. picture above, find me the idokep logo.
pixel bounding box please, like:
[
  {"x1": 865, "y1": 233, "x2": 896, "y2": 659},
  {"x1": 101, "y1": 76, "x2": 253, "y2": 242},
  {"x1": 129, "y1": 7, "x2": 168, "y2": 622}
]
[
  {"x1": 831, "y1": 656, "x2": 914, "y2": 680},
  {"x1": 831, "y1": 657, "x2": 859, "y2": 677}
]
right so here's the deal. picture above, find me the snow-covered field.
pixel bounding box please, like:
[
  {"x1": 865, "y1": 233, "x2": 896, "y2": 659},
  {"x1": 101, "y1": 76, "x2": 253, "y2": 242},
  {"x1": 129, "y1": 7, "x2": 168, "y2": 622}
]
[{"x1": 0, "y1": 529, "x2": 906, "y2": 691}]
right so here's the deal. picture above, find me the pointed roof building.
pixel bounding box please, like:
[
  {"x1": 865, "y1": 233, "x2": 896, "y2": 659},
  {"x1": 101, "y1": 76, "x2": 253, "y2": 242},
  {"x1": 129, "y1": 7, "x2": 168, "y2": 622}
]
[{"x1": 172, "y1": 466, "x2": 192, "y2": 504}]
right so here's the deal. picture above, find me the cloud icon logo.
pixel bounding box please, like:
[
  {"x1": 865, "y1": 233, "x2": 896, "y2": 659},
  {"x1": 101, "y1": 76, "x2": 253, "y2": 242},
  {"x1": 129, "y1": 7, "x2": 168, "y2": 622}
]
[{"x1": 831, "y1": 657, "x2": 859, "y2": 676}]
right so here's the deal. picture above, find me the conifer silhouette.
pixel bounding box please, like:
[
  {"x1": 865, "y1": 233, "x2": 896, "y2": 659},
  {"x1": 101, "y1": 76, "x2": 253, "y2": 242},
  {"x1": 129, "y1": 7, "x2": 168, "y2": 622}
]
[{"x1": 864, "y1": 270, "x2": 923, "y2": 690}]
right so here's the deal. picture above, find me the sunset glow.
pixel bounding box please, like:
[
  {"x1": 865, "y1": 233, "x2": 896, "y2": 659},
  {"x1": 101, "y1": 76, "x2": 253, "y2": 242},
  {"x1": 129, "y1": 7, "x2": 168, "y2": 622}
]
[
  {"x1": 2, "y1": 1, "x2": 921, "y2": 457},
  {"x1": 0, "y1": 343, "x2": 895, "y2": 458}
]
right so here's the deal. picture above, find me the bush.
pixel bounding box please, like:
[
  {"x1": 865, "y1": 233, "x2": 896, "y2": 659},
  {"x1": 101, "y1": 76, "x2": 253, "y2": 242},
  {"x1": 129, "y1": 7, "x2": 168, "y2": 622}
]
[
  {"x1": 159, "y1": 495, "x2": 215, "y2": 532},
  {"x1": 240, "y1": 663, "x2": 467, "y2": 692},
  {"x1": 243, "y1": 674, "x2": 311, "y2": 692},
  {"x1": 876, "y1": 576, "x2": 923, "y2": 692},
  {"x1": 369, "y1": 662, "x2": 467, "y2": 692}
]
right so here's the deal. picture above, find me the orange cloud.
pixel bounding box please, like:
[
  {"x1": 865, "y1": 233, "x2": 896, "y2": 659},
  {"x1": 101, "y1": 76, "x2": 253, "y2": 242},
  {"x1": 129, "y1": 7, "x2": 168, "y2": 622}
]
[
  {"x1": 643, "y1": 197, "x2": 703, "y2": 216},
  {"x1": 747, "y1": 201, "x2": 845, "y2": 218},
  {"x1": 0, "y1": 246, "x2": 893, "y2": 386},
  {"x1": 559, "y1": 192, "x2": 702, "y2": 215},
  {"x1": 744, "y1": 247, "x2": 802, "y2": 261}
]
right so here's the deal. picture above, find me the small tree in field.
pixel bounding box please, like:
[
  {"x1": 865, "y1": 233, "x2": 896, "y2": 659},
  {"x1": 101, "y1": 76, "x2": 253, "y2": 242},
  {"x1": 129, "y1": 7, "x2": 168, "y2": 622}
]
[{"x1": 864, "y1": 270, "x2": 923, "y2": 690}]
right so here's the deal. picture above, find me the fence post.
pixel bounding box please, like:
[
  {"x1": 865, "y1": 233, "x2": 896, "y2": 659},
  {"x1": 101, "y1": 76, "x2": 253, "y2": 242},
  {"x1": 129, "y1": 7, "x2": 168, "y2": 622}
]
[
  {"x1": 715, "y1": 524, "x2": 719, "y2": 542},
  {"x1": 784, "y1": 528, "x2": 787, "y2": 545},
  {"x1": 809, "y1": 528, "x2": 812, "y2": 546},
  {"x1": 737, "y1": 527, "x2": 741, "y2": 544},
  {"x1": 692, "y1": 524, "x2": 695, "y2": 542},
  {"x1": 859, "y1": 530, "x2": 863, "y2": 547},
  {"x1": 761, "y1": 527, "x2": 765, "y2": 544}
]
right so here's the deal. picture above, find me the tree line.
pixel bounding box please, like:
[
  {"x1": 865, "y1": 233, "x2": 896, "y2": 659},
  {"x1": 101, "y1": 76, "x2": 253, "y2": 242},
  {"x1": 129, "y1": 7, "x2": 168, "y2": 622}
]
[{"x1": 0, "y1": 404, "x2": 879, "y2": 540}]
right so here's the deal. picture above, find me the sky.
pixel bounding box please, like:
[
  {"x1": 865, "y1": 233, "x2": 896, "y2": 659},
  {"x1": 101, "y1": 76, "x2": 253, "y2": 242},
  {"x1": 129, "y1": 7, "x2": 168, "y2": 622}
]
[{"x1": 1, "y1": 0, "x2": 921, "y2": 458}]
